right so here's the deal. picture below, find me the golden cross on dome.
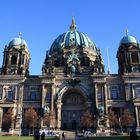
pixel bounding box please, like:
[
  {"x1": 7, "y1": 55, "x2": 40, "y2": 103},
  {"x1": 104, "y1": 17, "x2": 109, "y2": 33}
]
[
  {"x1": 18, "y1": 32, "x2": 22, "y2": 38},
  {"x1": 125, "y1": 29, "x2": 128, "y2": 36}
]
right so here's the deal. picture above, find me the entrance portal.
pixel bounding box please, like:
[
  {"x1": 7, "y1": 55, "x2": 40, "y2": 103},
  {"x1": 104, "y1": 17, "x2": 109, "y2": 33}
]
[
  {"x1": 72, "y1": 120, "x2": 77, "y2": 130},
  {"x1": 61, "y1": 89, "x2": 86, "y2": 130}
]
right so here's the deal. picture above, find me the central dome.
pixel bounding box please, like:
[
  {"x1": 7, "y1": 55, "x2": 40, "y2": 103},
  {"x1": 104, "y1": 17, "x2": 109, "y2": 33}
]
[{"x1": 49, "y1": 18, "x2": 97, "y2": 55}]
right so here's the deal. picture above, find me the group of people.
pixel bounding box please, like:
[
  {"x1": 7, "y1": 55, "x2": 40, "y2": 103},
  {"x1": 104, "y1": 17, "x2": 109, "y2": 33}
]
[
  {"x1": 33, "y1": 128, "x2": 138, "y2": 140},
  {"x1": 33, "y1": 130, "x2": 65, "y2": 140},
  {"x1": 33, "y1": 129, "x2": 45, "y2": 140}
]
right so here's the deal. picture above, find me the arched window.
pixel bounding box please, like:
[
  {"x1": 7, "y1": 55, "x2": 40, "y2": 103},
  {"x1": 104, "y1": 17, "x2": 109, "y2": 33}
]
[
  {"x1": 11, "y1": 55, "x2": 17, "y2": 65},
  {"x1": 131, "y1": 51, "x2": 139, "y2": 63},
  {"x1": 4, "y1": 86, "x2": 15, "y2": 100},
  {"x1": 29, "y1": 86, "x2": 40, "y2": 100},
  {"x1": 135, "y1": 87, "x2": 140, "y2": 98}
]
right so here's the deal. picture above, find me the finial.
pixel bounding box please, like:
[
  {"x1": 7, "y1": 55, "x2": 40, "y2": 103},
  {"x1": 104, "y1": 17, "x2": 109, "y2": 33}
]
[
  {"x1": 70, "y1": 17, "x2": 76, "y2": 31},
  {"x1": 125, "y1": 29, "x2": 128, "y2": 36},
  {"x1": 18, "y1": 32, "x2": 22, "y2": 38},
  {"x1": 72, "y1": 17, "x2": 75, "y2": 25}
]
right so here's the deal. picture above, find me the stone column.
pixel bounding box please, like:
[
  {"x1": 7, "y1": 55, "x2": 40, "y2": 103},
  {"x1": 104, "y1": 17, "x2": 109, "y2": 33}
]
[
  {"x1": 108, "y1": 85, "x2": 111, "y2": 99},
  {"x1": 19, "y1": 85, "x2": 24, "y2": 104},
  {"x1": 131, "y1": 85, "x2": 135, "y2": 98},
  {"x1": 0, "y1": 108, "x2": 3, "y2": 132},
  {"x1": 135, "y1": 106, "x2": 139, "y2": 127},
  {"x1": 8, "y1": 55, "x2": 12, "y2": 65},
  {"x1": 2, "y1": 51, "x2": 6, "y2": 66},
  {"x1": 18, "y1": 85, "x2": 24, "y2": 135},
  {"x1": 41, "y1": 84, "x2": 46, "y2": 128},
  {"x1": 2, "y1": 86, "x2": 6, "y2": 100},
  {"x1": 41, "y1": 84, "x2": 46, "y2": 108},
  {"x1": 17, "y1": 53, "x2": 20, "y2": 65},
  {"x1": 94, "y1": 83, "x2": 98, "y2": 109},
  {"x1": 56, "y1": 100, "x2": 62, "y2": 129},
  {"x1": 10, "y1": 107, "x2": 16, "y2": 134},
  {"x1": 14, "y1": 86, "x2": 17, "y2": 101},
  {"x1": 51, "y1": 84, "x2": 55, "y2": 112},
  {"x1": 104, "y1": 84, "x2": 108, "y2": 114}
]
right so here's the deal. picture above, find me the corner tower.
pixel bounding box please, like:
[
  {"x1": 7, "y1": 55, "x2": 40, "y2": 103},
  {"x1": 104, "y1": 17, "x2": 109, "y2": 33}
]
[
  {"x1": 117, "y1": 31, "x2": 140, "y2": 74},
  {"x1": 0, "y1": 34, "x2": 30, "y2": 76}
]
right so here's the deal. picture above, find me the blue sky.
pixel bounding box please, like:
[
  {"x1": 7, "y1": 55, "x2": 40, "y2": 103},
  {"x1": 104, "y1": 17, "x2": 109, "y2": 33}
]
[{"x1": 0, "y1": 0, "x2": 140, "y2": 75}]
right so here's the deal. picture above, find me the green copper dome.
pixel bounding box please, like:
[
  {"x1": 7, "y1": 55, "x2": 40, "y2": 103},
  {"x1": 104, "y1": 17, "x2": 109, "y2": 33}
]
[
  {"x1": 120, "y1": 35, "x2": 137, "y2": 45},
  {"x1": 8, "y1": 37, "x2": 29, "y2": 53},
  {"x1": 49, "y1": 19, "x2": 97, "y2": 55},
  {"x1": 9, "y1": 37, "x2": 28, "y2": 47}
]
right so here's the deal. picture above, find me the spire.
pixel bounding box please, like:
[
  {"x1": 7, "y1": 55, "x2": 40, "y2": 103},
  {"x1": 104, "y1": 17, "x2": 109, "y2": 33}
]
[
  {"x1": 107, "y1": 48, "x2": 111, "y2": 74},
  {"x1": 72, "y1": 17, "x2": 75, "y2": 25},
  {"x1": 70, "y1": 17, "x2": 76, "y2": 31}
]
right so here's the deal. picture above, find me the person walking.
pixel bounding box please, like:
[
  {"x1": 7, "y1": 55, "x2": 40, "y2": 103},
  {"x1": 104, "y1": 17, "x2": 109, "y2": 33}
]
[
  {"x1": 130, "y1": 129, "x2": 138, "y2": 140},
  {"x1": 62, "y1": 132, "x2": 65, "y2": 140},
  {"x1": 34, "y1": 129, "x2": 40, "y2": 140},
  {"x1": 41, "y1": 132, "x2": 45, "y2": 140},
  {"x1": 75, "y1": 130, "x2": 78, "y2": 140}
]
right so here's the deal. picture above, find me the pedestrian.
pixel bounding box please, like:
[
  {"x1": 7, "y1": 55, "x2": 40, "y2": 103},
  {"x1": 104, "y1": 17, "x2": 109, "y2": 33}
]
[
  {"x1": 62, "y1": 132, "x2": 65, "y2": 140},
  {"x1": 41, "y1": 132, "x2": 45, "y2": 140},
  {"x1": 86, "y1": 135, "x2": 89, "y2": 140},
  {"x1": 75, "y1": 130, "x2": 78, "y2": 140},
  {"x1": 130, "y1": 129, "x2": 138, "y2": 140},
  {"x1": 34, "y1": 129, "x2": 40, "y2": 140}
]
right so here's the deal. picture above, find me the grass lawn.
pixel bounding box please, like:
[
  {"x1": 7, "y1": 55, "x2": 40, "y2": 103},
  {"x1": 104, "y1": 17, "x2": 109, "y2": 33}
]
[
  {"x1": 0, "y1": 136, "x2": 139, "y2": 140},
  {"x1": 0, "y1": 136, "x2": 57, "y2": 140},
  {"x1": 91, "y1": 136, "x2": 140, "y2": 140}
]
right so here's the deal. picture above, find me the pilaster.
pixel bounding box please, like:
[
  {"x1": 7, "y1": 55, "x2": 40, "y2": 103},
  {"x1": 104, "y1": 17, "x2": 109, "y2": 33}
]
[
  {"x1": 104, "y1": 84, "x2": 108, "y2": 114},
  {"x1": 135, "y1": 106, "x2": 139, "y2": 127},
  {"x1": 51, "y1": 84, "x2": 55, "y2": 112},
  {"x1": 56, "y1": 100, "x2": 62, "y2": 129},
  {"x1": 94, "y1": 83, "x2": 98, "y2": 109},
  {"x1": 0, "y1": 108, "x2": 3, "y2": 132}
]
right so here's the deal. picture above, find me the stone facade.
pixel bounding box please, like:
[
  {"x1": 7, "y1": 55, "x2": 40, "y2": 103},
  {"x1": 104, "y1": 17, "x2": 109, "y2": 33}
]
[{"x1": 0, "y1": 19, "x2": 140, "y2": 132}]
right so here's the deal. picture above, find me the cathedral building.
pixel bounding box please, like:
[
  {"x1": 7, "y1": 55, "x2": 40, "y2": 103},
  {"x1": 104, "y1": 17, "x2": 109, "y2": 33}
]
[{"x1": 0, "y1": 19, "x2": 140, "y2": 132}]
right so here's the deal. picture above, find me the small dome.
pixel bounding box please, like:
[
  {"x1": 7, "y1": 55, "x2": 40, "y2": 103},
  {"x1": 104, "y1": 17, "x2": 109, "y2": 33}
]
[
  {"x1": 9, "y1": 37, "x2": 27, "y2": 47},
  {"x1": 120, "y1": 35, "x2": 137, "y2": 45},
  {"x1": 8, "y1": 37, "x2": 29, "y2": 53},
  {"x1": 49, "y1": 19, "x2": 97, "y2": 55}
]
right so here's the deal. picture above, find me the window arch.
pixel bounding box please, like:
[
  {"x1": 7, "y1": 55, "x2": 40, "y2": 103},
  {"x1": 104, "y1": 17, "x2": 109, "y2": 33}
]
[
  {"x1": 131, "y1": 51, "x2": 139, "y2": 63},
  {"x1": 11, "y1": 55, "x2": 17, "y2": 65}
]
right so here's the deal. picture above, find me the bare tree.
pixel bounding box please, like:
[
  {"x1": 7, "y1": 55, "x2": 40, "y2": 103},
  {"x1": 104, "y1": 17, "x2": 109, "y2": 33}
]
[
  {"x1": 81, "y1": 110, "x2": 93, "y2": 129},
  {"x1": 24, "y1": 107, "x2": 38, "y2": 135},
  {"x1": 2, "y1": 108, "x2": 13, "y2": 131},
  {"x1": 43, "y1": 111, "x2": 56, "y2": 129},
  {"x1": 43, "y1": 112, "x2": 50, "y2": 128},
  {"x1": 120, "y1": 109, "x2": 135, "y2": 129},
  {"x1": 49, "y1": 111, "x2": 56, "y2": 129},
  {"x1": 108, "y1": 109, "x2": 118, "y2": 129}
]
